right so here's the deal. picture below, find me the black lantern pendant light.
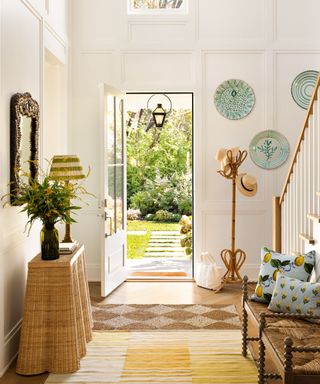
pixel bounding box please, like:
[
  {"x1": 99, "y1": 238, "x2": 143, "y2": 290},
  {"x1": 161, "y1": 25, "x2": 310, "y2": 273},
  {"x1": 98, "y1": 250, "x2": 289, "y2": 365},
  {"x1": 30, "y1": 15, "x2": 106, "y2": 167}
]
[
  {"x1": 152, "y1": 104, "x2": 166, "y2": 127},
  {"x1": 147, "y1": 94, "x2": 172, "y2": 128}
]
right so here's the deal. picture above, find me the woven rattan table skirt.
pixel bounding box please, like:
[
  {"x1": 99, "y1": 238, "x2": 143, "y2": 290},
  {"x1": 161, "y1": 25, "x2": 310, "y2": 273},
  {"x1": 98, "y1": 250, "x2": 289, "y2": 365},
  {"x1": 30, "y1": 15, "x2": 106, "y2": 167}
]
[{"x1": 16, "y1": 245, "x2": 93, "y2": 375}]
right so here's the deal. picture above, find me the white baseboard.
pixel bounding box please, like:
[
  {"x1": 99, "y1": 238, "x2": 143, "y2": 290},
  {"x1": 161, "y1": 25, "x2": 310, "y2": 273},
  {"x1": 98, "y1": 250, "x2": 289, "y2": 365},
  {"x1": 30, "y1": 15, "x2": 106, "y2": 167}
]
[
  {"x1": 0, "y1": 319, "x2": 22, "y2": 378},
  {"x1": 87, "y1": 263, "x2": 100, "y2": 282}
]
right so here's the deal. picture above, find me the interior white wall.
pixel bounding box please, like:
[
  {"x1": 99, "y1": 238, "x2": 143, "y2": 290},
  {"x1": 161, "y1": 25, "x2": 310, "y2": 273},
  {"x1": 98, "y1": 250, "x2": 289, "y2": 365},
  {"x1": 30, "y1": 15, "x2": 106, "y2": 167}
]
[
  {"x1": 70, "y1": 0, "x2": 320, "y2": 282},
  {"x1": 0, "y1": 0, "x2": 69, "y2": 376}
]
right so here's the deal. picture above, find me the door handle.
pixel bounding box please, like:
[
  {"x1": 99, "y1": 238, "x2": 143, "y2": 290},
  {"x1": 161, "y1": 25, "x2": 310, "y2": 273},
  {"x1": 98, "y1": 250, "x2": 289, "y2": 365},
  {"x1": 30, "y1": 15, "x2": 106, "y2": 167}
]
[
  {"x1": 105, "y1": 215, "x2": 112, "y2": 237},
  {"x1": 97, "y1": 212, "x2": 109, "y2": 221}
]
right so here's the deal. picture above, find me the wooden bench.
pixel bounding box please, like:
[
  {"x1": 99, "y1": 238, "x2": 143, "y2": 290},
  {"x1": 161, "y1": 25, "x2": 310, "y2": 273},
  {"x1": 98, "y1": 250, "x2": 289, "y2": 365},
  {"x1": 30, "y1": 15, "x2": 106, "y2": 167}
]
[{"x1": 242, "y1": 276, "x2": 320, "y2": 384}]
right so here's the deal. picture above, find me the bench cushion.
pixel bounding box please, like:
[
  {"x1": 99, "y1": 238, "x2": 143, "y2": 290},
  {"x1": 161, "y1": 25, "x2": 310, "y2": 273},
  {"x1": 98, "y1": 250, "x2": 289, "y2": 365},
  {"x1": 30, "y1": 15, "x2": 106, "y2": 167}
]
[{"x1": 265, "y1": 321, "x2": 320, "y2": 374}]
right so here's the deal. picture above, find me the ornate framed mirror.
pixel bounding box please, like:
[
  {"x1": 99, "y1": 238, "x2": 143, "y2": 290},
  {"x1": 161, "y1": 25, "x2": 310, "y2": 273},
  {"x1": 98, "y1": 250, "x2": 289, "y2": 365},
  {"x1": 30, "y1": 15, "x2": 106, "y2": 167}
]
[{"x1": 10, "y1": 92, "x2": 40, "y2": 205}]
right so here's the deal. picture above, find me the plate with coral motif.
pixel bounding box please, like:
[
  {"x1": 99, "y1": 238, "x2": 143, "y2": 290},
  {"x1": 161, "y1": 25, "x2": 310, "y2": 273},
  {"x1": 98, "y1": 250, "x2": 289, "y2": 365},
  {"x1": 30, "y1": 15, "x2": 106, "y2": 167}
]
[{"x1": 249, "y1": 130, "x2": 289, "y2": 169}]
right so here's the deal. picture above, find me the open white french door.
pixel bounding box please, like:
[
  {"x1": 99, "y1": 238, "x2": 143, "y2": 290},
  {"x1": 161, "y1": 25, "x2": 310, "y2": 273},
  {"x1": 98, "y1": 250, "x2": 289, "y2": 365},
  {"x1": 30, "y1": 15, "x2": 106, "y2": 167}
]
[{"x1": 99, "y1": 84, "x2": 127, "y2": 297}]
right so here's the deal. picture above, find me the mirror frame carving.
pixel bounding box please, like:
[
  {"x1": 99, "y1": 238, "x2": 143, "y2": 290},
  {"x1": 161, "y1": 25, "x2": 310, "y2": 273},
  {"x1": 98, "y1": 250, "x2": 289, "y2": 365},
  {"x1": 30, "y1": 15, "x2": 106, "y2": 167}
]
[{"x1": 10, "y1": 92, "x2": 40, "y2": 205}]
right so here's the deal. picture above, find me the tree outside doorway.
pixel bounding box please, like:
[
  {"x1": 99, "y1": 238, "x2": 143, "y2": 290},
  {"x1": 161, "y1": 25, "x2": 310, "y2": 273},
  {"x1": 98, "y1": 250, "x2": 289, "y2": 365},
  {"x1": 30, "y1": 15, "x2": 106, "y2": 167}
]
[{"x1": 126, "y1": 93, "x2": 193, "y2": 276}]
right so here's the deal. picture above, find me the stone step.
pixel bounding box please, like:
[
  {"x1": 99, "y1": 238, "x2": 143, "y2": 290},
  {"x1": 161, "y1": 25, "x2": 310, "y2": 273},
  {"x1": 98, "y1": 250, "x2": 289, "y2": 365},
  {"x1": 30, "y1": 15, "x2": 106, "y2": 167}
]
[
  {"x1": 150, "y1": 236, "x2": 181, "y2": 239},
  {"x1": 148, "y1": 243, "x2": 181, "y2": 247},
  {"x1": 145, "y1": 252, "x2": 186, "y2": 257},
  {"x1": 149, "y1": 239, "x2": 181, "y2": 243},
  {"x1": 151, "y1": 231, "x2": 180, "y2": 235},
  {"x1": 146, "y1": 247, "x2": 184, "y2": 252}
]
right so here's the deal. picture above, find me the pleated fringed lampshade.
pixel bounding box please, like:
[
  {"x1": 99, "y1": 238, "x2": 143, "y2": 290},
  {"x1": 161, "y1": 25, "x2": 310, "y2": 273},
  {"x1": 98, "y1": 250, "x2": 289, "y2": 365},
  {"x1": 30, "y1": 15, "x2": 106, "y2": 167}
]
[
  {"x1": 49, "y1": 155, "x2": 85, "y2": 181},
  {"x1": 49, "y1": 155, "x2": 85, "y2": 243}
]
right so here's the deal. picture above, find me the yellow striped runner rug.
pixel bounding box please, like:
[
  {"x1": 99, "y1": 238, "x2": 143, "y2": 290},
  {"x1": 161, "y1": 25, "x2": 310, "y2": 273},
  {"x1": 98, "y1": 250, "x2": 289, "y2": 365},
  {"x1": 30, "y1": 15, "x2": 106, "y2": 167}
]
[{"x1": 46, "y1": 330, "x2": 257, "y2": 384}]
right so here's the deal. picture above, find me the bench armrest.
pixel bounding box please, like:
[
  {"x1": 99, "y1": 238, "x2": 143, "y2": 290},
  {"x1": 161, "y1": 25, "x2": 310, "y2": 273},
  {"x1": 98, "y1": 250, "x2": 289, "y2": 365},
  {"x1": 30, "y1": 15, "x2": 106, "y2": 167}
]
[{"x1": 260, "y1": 312, "x2": 320, "y2": 321}]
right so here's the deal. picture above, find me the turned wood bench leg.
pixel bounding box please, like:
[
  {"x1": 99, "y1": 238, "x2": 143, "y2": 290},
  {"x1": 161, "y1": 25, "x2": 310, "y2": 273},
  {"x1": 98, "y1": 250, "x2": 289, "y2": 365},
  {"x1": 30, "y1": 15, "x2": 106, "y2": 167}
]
[
  {"x1": 258, "y1": 313, "x2": 266, "y2": 384},
  {"x1": 242, "y1": 305, "x2": 248, "y2": 357},
  {"x1": 284, "y1": 337, "x2": 294, "y2": 384},
  {"x1": 242, "y1": 275, "x2": 249, "y2": 357}
]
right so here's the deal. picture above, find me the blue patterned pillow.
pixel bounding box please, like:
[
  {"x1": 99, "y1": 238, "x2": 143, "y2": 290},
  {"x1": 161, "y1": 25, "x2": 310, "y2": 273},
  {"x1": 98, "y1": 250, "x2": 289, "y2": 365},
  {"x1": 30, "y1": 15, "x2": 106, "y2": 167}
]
[
  {"x1": 268, "y1": 274, "x2": 320, "y2": 320},
  {"x1": 251, "y1": 248, "x2": 315, "y2": 303}
]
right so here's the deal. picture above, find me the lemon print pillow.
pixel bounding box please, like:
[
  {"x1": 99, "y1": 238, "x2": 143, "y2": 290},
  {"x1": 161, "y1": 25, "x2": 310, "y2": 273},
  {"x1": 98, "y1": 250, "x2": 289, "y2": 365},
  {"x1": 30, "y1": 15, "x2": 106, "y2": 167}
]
[
  {"x1": 268, "y1": 274, "x2": 320, "y2": 321},
  {"x1": 252, "y1": 248, "x2": 315, "y2": 303}
]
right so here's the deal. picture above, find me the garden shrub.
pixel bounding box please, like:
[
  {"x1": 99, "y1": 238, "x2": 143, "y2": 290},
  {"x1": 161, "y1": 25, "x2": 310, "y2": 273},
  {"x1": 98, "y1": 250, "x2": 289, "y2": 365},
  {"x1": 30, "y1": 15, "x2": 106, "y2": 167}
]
[
  {"x1": 178, "y1": 198, "x2": 192, "y2": 216},
  {"x1": 180, "y1": 215, "x2": 192, "y2": 256},
  {"x1": 127, "y1": 209, "x2": 141, "y2": 220},
  {"x1": 130, "y1": 172, "x2": 192, "y2": 217},
  {"x1": 155, "y1": 210, "x2": 172, "y2": 222},
  {"x1": 145, "y1": 213, "x2": 155, "y2": 221}
]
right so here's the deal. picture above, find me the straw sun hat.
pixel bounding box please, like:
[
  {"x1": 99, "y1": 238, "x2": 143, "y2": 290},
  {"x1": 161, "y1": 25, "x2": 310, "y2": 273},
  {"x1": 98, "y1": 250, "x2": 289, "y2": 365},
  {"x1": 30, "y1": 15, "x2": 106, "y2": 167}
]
[
  {"x1": 236, "y1": 173, "x2": 258, "y2": 197},
  {"x1": 215, "y1": 147, "x2": 240, "y2": 173}
]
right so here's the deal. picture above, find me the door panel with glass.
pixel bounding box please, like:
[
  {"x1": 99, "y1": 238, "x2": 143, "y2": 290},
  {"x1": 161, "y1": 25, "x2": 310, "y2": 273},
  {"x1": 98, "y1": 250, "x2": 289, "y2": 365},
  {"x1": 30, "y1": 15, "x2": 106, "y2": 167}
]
[{"x1": 100, "y1": 85, "x2": 127, "y2": 297}]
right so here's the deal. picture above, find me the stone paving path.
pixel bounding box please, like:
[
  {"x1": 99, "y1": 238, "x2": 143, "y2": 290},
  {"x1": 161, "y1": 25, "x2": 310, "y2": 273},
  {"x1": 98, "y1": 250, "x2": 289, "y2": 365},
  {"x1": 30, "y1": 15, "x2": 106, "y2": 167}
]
[
  {"x1": 145, "y1": 231, "x2": 185, "y2": 257},
  {"x1": 127, "y1": 230, "x2": 192, "y2": 276}
]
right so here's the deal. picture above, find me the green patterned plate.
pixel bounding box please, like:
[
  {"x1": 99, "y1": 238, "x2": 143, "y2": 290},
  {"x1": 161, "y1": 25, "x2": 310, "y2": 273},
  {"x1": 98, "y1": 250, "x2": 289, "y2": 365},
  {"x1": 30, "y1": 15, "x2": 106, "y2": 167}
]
[
  {"x1": 291, "y1": 70, "x2": 319, "y2": 110},
  {"x1": 249, "y1": 130, "x2": 289, "y2": 169},
  {"x1": 214, "y1": 79, "x2": 255, "y2": 120}
]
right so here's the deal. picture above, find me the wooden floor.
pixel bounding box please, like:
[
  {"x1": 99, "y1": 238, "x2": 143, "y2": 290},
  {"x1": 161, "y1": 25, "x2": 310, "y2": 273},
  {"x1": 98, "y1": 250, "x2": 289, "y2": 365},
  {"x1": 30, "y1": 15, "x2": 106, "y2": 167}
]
[{"x1": 0, "y1": 281, "x2": 243, "y2": 384}]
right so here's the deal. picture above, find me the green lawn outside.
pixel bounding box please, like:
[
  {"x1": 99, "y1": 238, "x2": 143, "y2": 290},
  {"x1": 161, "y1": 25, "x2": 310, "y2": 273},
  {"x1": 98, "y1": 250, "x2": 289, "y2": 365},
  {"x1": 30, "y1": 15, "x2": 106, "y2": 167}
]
[{"x1": 127, "y1": 220, "x2": 180, "y2": 259}]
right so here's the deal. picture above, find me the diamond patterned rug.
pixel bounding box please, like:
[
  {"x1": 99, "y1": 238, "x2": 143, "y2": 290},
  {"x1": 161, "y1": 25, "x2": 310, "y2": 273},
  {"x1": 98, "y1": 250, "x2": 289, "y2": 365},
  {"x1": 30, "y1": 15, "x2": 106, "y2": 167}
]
[{"x1": 92, "y1": 304, "x2": 241, "y2": 330}]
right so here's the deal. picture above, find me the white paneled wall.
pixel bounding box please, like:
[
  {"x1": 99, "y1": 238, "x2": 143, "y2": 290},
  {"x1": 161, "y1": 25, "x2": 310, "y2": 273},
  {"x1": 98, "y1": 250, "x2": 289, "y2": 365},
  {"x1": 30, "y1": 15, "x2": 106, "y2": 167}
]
[
  {"x1": 70, "y1": 0, "x2": 320, "y2": 282},
  {"x1": 281, "y1": 85, "x2": 320, "y2": 256},
  {"x1": 0, "y1": 0, "x2": 69, "y2": 376}
]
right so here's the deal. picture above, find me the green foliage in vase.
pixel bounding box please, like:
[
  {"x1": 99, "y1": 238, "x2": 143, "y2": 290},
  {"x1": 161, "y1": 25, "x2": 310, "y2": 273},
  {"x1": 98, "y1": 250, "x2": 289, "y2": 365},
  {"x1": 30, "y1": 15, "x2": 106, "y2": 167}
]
[{"x1": 2, "y1": 164, "x2": 91, "y2": 233}]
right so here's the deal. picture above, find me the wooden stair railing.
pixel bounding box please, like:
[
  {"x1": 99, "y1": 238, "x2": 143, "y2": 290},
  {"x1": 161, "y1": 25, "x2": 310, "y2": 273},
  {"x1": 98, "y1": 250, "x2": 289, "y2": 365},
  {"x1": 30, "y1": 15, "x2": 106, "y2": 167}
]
[{"x1": 273, "y1": 73, "x2": 320, "y2": 253}]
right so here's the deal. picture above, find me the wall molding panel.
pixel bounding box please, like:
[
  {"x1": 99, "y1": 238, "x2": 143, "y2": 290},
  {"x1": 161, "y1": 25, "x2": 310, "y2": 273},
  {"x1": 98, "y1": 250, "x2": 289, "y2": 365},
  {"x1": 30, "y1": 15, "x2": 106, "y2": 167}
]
[
  {"x1": 128, "y1": 21, "x2": 189, "y2": 43},
  {"x1": 120, "y1": 50, "x2": 195, "y2": 86},
  {"x1": 0, "y1": 0, "x2": 70, "y2": 376},
  {"x1": 69, "y1": 0, "x2": 320, "y2": 315}
]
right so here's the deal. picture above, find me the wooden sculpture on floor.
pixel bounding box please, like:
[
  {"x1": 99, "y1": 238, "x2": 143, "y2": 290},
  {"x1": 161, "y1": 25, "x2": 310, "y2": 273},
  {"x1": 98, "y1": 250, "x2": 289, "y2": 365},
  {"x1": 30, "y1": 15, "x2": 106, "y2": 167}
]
[{"x1": 216, "y1": 147, "x2": 257, "y2": 283}]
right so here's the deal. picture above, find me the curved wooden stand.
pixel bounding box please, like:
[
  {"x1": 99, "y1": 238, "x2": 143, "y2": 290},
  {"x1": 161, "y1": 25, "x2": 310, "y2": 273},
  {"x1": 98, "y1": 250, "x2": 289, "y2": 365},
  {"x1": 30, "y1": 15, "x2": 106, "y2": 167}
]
[{"x1": 218, "y1": 149, "x2": 247, "y2": 283}]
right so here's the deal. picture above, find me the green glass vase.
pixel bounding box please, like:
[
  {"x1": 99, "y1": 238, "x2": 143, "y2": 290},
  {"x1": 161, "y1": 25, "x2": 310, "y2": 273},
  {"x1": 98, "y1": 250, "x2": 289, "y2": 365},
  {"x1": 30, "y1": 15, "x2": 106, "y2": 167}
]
[{"x1": 40, "y1": 223, "x2": 59, "y2": 260}]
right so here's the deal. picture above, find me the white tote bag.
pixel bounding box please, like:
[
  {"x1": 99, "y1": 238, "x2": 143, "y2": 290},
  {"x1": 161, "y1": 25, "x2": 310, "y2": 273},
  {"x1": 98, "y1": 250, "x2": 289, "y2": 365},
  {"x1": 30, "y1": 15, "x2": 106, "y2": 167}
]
[{"x1": 196, "y1": 252, "x2": 223, "y2": 291}]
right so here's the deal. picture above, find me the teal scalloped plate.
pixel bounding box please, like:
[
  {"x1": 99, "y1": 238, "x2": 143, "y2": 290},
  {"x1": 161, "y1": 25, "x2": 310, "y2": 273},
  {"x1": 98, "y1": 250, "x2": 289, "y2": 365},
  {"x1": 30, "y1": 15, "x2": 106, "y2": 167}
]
[
  {"x1": 214, "y1": 79, "x2": 255, "y2": 120},
  {"x1": 249, "y1": 130, "x2": 289, "y2": 169},
  {"x1": 291, "y1": 70, "x2": 319, "y2": 110}
]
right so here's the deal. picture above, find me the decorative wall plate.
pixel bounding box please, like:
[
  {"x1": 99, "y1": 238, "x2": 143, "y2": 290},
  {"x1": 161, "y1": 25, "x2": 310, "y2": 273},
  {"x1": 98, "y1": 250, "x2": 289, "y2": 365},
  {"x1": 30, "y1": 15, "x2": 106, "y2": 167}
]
[
  {"x1": 291, "y1": 70, "x2": 319, "y2": 110},
  {"x1": 249, "y1": 130, "x2": 289, "y2": 169},
  {"x1": 214, "y1": 79, "x2": 255, "y2": 120}
]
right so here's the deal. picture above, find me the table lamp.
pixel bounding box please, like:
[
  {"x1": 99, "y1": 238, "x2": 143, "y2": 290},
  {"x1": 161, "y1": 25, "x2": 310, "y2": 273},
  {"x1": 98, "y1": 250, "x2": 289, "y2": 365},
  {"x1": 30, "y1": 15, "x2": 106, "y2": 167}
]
[{"x1": 49, "y1": 155, "x2": 85, "y2": 243}]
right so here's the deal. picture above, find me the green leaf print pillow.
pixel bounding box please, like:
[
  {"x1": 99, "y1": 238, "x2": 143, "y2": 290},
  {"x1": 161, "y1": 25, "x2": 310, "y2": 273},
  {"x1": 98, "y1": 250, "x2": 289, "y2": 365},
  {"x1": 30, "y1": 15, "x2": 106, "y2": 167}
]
[
  {"x1": 268, "y1": 274, "x2": 320, "y2": 321},
  {"x1": 251, "y1": 248, "x2": 315, "y2": 303}
]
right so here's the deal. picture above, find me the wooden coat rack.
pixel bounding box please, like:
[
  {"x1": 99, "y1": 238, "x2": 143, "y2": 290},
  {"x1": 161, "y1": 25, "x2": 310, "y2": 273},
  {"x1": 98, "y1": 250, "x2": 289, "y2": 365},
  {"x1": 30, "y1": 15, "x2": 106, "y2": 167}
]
[{"x1": 218, "y1": 149, "x2": 247, "y2": 283}]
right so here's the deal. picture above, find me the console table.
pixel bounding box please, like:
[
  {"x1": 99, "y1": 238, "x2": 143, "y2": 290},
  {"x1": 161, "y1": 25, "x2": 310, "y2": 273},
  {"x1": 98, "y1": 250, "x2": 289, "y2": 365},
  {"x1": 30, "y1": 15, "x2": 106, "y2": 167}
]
[{"x1": 16, "y1": 245, "x2": 93, "y2": 375}]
